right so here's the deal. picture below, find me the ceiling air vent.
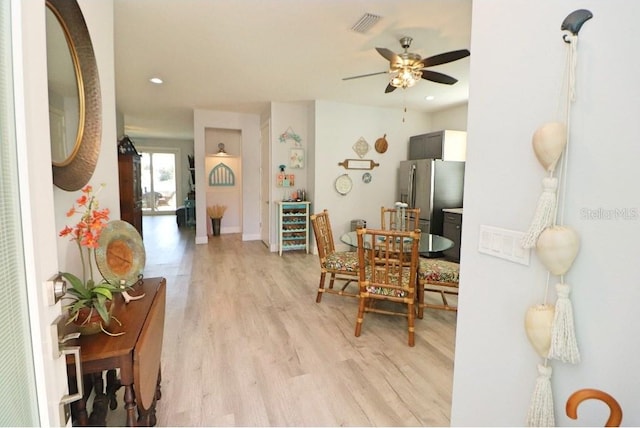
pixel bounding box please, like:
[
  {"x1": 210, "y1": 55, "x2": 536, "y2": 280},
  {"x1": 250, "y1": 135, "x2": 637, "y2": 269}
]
[{"x1": 351, "y1": 13, "x2": 381, "y2": 33}]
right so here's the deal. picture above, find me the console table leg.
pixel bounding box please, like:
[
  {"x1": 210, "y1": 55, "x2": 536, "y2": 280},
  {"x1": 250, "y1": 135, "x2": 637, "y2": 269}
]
[
  {"x1": 124, "y1": 385, "x2": 137, "y2": 426},
  {"x1": 70, "y1": 373, "x2": 92, "y2": 426},
  {"x1": 106, "y1": 369, "x2": 122, "y2": 410},
  {"x1": 73, "y1": 396, "x2": 89, "y2": 427},
  {"x1": 89, "y1": 372, "x2": 109, "y2": 426}
]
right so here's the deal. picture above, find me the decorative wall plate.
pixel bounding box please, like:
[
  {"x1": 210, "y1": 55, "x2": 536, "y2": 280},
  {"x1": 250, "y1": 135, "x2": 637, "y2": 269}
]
[
  {"x1": 362, "y1": 172, "x2": 372, "y2": 183},
  {"x1": 335, "y1": 174, "x2": 353, "y2": 195},
  {"x1": 374, "y1": 134, "x2": 388, "y2": 153},
  {"x1": 352, "y1": 137, "x2": 370, "y2": 159},
  {"x1": 95, "y1": 220, "x2": 145, "y2": 286}
]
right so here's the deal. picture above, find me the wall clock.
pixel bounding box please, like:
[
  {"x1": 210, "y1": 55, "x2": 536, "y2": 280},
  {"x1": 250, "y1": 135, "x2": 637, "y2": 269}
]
[{"x1": 335, "y1": 174, "x2": 353, "y2": 195}]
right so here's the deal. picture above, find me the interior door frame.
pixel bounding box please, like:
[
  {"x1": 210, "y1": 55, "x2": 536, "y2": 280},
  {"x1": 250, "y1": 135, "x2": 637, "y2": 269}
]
[
  {"x1": 12, "y1": 1, "x2": 70, "y2": 424},
  {"x1": 260, "y1": 120, "x2": 271, "y2": 247}
]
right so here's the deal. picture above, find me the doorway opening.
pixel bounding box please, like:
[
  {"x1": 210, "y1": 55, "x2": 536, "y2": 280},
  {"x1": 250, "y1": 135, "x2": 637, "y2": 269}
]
[{"x1": 140, "y1": 151, "x2": 177, "y2": 215}]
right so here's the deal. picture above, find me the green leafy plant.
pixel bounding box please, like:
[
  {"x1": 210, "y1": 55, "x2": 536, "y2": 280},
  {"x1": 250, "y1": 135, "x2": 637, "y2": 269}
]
[{"x1": 62, "y1": 272, "x2": 119, "y2": 324}]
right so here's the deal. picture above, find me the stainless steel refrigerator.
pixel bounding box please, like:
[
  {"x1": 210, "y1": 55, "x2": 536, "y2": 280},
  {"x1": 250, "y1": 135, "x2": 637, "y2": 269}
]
[{"x1": 398, "y1": 159, "x2": 465, "y2": 235}]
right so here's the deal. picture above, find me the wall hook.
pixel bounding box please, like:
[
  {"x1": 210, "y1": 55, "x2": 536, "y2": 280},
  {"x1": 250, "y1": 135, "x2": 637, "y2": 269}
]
[
  {"x1": 562, "y1": 9, "x2": 593, "y2": 42},
  {"x1": 566, "y1": 388, "x2": 622, "y2": 427}
]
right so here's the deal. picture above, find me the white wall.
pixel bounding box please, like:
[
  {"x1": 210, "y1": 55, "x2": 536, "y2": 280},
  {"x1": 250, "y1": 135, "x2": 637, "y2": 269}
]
[
  {"x1": 431, "y1": 103, "x2": 468, "y2": 131},
  {"x1": 269, "y1": 101, "x2": 312, "y2": 250},
  {"x1": 313, "y1": 100, "x2": 432, "y2": 248},
  {"x1": 193, "y1": 109, "x2": 261, "y2": 243},
  {"x1": 451, "y1": 1, "x2": 640, "y2": 425}
]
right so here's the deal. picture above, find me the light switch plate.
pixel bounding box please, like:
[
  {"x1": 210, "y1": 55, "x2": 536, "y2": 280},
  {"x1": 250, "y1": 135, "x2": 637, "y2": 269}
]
[{"x1": 478, "y1": 225, "x2": 530, "y2": 265}]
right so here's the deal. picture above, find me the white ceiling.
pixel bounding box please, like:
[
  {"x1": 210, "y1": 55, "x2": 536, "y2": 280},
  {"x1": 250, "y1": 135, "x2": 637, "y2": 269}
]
[{"x1": 113, "y1": 0, "x2": 472, "y2": 140}]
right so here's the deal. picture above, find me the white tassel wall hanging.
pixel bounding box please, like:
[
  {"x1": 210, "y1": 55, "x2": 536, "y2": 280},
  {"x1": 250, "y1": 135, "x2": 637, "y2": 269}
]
[
  {"x1": 522, "y1": 123, "x2": 567, "y2": 248},
  {"x1": 548, "y1": 282, "x2": 580, "y2": 364},
  {"x1": 525, "y1": 305, "x2": 555, "y2": 426},
  {"x1": 536, "y1": 225, "x2": 581, "y2": 363},
  {"x1": 526, "y1": 364, "x2": 555, "y2": 427},
  {"x1": 523, "y1": 9, "x2": 592, "y2": 427},
  {"x1": 521, "y1": 176, "x2": 559, "y2": 249}
]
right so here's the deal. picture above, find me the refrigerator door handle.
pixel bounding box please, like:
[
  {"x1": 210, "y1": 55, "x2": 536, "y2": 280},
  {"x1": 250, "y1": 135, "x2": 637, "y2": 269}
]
[{"x1": 408, "y1": 164, "x2": 416, "y2": 207}]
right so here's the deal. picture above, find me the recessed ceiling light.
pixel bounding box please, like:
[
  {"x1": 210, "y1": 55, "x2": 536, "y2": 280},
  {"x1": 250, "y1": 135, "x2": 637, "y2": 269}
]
[
  {"x1": 149, "y1": 77, "x2": 163, "y2": 84},
  {"x1": 425, "y1": 95, "x2": 435, "y2": 101}
]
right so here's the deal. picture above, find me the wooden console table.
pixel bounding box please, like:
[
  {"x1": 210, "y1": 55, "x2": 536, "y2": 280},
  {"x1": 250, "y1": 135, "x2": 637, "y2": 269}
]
[{"x1": 66, "y1": 277, "x2": 166, "y2": 426}]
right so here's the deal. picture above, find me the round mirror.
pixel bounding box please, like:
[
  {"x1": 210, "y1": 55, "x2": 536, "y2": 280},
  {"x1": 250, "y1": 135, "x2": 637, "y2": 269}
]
[
  {"x1": 46, "y1": 0, "x2": 101, "y2": 191},
  {"x1": 46, "y1": 7, "x2": 80, "y2": 165}
]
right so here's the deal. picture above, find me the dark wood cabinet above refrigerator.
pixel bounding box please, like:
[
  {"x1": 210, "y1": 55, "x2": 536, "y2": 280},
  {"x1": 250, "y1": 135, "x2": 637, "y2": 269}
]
[{"x1": 408, "y1": 130, "x2": 467, "y2": 161}]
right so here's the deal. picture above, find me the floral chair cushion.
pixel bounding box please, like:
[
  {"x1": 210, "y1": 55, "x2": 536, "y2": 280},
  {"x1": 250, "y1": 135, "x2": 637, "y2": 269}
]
[
  {"x1": 363, "y1": 266, "x2": 412, "y2": 297},
  {"x1": 418, "y1": 259, "x2": 460, "y2": 284},
  {"x1": 324, "y1": 251, "x2": 359, "y2": 273}
]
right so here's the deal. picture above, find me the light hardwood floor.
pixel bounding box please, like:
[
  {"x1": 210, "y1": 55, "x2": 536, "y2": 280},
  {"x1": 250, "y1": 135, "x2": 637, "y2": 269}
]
[{"x1": 112, "y1": 215, "x2": 457, "y2": 426}]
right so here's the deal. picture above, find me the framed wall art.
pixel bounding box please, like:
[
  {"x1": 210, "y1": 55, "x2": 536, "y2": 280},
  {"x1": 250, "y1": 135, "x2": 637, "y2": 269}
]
[{"x1": 290, "y1": 148, "x2": 304, "y2": 168}]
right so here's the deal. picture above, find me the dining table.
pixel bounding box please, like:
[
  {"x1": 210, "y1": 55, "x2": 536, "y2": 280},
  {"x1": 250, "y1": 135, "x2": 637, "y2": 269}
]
[{"x1": 340, "y1": 230, "x2": 454, "y2": 258}]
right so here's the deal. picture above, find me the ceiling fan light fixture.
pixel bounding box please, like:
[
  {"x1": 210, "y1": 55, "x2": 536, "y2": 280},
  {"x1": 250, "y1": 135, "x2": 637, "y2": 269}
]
[{"x1": 390, "y1": 67, "x2": 422, "y2": 89}]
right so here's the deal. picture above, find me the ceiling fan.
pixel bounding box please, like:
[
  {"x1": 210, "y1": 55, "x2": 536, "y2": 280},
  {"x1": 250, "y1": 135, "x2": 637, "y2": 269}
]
[{"x1": 343, "y1": 36, "x2": 470, "y2": 93}]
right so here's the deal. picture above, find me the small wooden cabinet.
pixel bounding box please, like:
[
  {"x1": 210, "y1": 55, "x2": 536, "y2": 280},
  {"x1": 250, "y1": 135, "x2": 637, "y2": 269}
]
[
  {"x1": 117, "y1": 136, "x2": 143, "y2": 237},
  {"x1": 276, "y1": 201, "x2": 311, "y2": 256},
  {"x1": 442, "y1": 208, "x2": 462, "y2": 262}
]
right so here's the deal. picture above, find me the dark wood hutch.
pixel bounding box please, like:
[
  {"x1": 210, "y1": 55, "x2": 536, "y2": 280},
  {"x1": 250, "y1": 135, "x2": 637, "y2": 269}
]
[{"x1": 117, "y1": 135, "x2": 143, "y2": 238}]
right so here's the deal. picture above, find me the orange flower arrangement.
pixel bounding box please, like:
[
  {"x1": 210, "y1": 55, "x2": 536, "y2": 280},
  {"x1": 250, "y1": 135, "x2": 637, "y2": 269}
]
[
  {"x1": 59, "y1": 184, "x2": 110, "y2": 285},
  {"x1": 59, "y1": 184, "x2": 120, "y2": 328}
]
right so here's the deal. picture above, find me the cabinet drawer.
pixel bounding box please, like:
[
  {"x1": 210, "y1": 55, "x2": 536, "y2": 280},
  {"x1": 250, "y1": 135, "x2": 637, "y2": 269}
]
[{"x1": 444, "y1": 213, "x2": 462, "y2": 225}]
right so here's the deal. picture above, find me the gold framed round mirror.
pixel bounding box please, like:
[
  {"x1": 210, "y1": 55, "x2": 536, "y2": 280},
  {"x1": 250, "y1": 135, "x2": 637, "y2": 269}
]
[{"x1": 46, "y1": 0, "x2": 101, "y2": 191}]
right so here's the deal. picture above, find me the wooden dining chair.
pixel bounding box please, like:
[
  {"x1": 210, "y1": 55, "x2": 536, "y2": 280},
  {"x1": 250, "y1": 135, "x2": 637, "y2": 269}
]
[
  {"x1": 310, "y1": 210, "x2": 359, "y2": 302},
  {"x1": 381, "y1": 205, "x2": 420, "y2": 231},
  {"x1": 417, "y1": 258, "x2": 460, "y2": 318},
  {"x1": 355, "y1": 227, "x2": 421, "y2": 346},
  {"x1": 380, "y1": 205, "x2": 421, "y2": 260}
]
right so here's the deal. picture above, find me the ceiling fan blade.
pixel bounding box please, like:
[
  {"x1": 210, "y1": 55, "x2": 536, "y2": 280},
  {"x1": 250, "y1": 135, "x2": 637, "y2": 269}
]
[
  {"x1": 342, "y1": 71, "x2": 388, "y2": 81},
  {"x1": 419, "y1": 49, "x2": 470, "y2": 68},
  {"x1": 385, "y1": 83, "x2": 397, "y2": 93},
  {"x1": 376, "y1": 47, "x2": 399, "y2": 64},
  {"x1": 420, "y1": 70, "x2": 458, "y2": 85}
]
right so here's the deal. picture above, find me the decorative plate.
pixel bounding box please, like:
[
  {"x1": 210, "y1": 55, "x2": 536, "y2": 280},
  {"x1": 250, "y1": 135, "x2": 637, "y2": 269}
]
[
  {"x1": 95, "y1": 220, "x2": 146, "y2": 287},
  {"x1": 362, "y1": 172, "x2": 372, "y2": 183},
  {"x1": 335, "y1": 174, "x2": 353, "y2": 195},
  {"x1": 352, "y1": 137, "x2": 370, "y2": 159}
]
